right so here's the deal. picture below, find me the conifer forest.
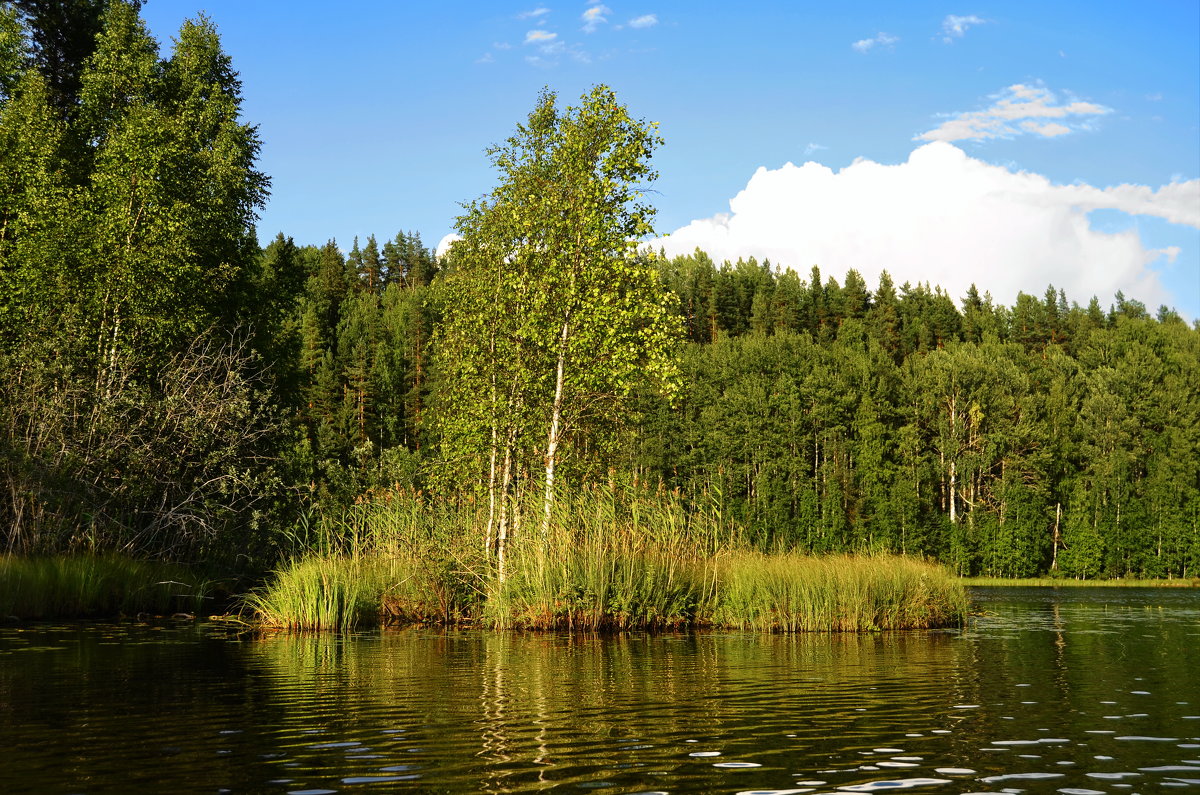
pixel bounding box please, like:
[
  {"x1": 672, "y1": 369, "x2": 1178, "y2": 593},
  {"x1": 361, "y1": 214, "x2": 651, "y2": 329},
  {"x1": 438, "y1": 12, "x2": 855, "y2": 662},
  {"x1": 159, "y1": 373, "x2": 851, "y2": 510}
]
[{"x1": 1, "y1": 1, "x2": 1197, "y2": 583}]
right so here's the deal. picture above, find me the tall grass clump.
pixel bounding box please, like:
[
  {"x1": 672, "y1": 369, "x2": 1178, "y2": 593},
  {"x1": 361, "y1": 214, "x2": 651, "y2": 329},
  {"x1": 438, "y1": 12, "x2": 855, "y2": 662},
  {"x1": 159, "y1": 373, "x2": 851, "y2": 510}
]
[
  {"x1": 243, "y1": 556, "x2": 390, "y2": 632},
  {"x1": 482, "y1": 487, "x2": 724, "y2": 630},
  {"x1": 482, "y1": 489, "x2": 966, "y2": 631},
  {"x1": 0, "y1": 555, "x2": 210, "y2": 620},
  {"x1": 254, "y1": 487, "x2": 968, "y2": 632},
  {"x1": 246, "y1": 495, "x2": 485, "y2": 630},
  {"x1": 485, "y1": 528, "x2": 712, "y2": 630},
  {"x1": 712, "y1": 553, "x2": 968, "y2": 631}
]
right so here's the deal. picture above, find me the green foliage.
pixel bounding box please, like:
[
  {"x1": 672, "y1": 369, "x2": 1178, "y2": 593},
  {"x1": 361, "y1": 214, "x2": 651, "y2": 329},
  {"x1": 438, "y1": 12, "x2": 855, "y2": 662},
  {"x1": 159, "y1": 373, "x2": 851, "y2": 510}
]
[
  {"x1": 2, "y1": 7, "x2": 1194, "y2": 596},
  {"x1": 963, "y1": 576, "x2": 1198, "y2": 587},
  {"x1": 634, "y1": 250, "x2": 1200, "y2": 579},
  {"x1": 0, "y1": 3, "x2": 278, "y2": 562},
  {"x1": 282, "y1": 231, "x2": 437, "y2": 503},
  {"x1": 8, "y1": 0, "x2": 121, "y2": 114},
  {"x1": 433, "y1": 85, "x2": 682, "y2": 573},
  {"x1": 0, "y1": 5, "x2": 25, "y2": 100},
  {"x1": 0, "y1": 329, "x2": 285, "y2": 560}
]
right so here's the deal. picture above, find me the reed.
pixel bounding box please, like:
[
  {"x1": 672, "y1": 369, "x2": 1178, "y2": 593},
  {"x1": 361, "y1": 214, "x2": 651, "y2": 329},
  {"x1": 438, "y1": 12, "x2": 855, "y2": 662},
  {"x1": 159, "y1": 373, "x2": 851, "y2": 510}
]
[
  {"x1": 251, "y1": 488, "x2": 968, "y2": 632},
  {"x1": 713, "y1": 552, "x2": 969, "y2": 631},
  {"x1": 477, "y1": 490, "x2": 965, "y2": 631},
  {"x1": 242, "y1": 551, "x2": 481, "y2": 631},
  {"x1": 481, "y1": 485, "x2": 720, "y2": 630},
  {"x1": 0, "y1": 555, "x2": 210, "y2": 620},
  {"x1": 485, "y1": 526, "x2": 716, "y2": 631},
  {"x1": 242, "y1": 556, "x2": 384, "y2": 631}
]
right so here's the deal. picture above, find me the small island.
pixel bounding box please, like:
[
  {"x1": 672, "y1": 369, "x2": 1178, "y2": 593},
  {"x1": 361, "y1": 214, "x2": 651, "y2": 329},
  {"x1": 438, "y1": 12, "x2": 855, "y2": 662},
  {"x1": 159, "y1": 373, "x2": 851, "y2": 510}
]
[{"x1": 1, "y1": 3, "x2": 1195, "y2": 631}]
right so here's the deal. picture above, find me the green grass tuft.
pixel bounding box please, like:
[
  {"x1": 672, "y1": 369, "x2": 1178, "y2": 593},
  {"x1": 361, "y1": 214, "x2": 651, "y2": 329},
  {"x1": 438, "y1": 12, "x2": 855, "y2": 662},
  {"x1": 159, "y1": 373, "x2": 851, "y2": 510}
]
[{"x1": 714, "y1": 552, "x2": 969, "y2": 631}]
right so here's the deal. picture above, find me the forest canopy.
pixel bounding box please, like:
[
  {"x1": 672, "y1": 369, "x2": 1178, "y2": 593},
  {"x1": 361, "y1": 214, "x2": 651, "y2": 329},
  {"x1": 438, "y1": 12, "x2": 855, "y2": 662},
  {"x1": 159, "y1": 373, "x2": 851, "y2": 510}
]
[{"x1": 1, "y1": 2, "x2": 1196, "y2": 579}]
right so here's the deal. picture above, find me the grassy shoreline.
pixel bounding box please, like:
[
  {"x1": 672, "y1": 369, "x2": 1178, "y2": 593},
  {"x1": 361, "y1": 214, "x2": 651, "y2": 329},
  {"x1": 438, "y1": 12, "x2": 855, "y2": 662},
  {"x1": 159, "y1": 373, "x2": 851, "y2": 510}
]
[
  {"x1": 48, "y1": 493, "x2": 1200, "y2": 628},
  {"x1": 240, "y1": 490, "x2": 971, "y2": 632},
  {"x1": 243, "y1": 549, "x2": 968, "y2": 632},
  {"x1": 962, "y1": 576, "x2": 1198, "y2": 588},
  {"x1": 1, "y1": 555, "x2": 215, "y2": 620}
]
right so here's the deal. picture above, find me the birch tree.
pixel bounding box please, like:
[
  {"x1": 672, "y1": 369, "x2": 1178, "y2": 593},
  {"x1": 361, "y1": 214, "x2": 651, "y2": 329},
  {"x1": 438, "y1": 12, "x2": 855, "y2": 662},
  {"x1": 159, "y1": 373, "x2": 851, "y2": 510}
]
[{"x1": 434, "y1": 85, "x2": 680, "y2": 579}]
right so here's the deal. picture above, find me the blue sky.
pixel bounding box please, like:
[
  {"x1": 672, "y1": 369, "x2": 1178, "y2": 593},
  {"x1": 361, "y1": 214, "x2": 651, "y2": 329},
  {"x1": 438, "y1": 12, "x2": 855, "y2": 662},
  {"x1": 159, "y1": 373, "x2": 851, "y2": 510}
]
[{"x1": 141, "y1": 1, "x2": 1200, "y2": 318}]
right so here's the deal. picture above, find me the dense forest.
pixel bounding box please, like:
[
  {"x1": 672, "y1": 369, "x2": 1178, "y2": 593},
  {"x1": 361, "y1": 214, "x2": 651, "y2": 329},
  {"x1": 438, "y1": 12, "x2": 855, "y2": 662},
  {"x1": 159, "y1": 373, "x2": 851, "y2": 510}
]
[{"x1": 1, "y1": 2, "x2": 1197, "y2": 580}]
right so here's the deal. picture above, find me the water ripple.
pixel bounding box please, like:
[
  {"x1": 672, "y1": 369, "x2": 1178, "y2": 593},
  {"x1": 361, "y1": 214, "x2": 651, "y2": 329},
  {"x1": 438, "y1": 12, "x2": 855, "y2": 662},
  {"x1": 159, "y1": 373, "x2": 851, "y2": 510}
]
[{"x1": 0, "y1": 589, "x2": 1197, "y2": 792}]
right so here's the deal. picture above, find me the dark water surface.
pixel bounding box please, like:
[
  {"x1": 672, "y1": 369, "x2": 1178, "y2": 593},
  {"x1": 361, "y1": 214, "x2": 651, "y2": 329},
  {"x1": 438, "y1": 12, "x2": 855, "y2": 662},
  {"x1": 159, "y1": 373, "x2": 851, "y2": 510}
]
[{"x1": 1, "y1": 587, "x2": 1197, "y2": 793}]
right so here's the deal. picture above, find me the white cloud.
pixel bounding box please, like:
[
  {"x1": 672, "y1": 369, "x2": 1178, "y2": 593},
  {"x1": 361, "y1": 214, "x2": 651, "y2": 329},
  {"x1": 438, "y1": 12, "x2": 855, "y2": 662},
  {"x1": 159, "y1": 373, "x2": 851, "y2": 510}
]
[
  {"x1": 518, "y1": 7, "x2": 551, "y2": 19},
  {"x1": 653, "y1": 142, "x2": 1199, "y2": 312},
  {"x1": 494, "y1": 41, "x2": 513, "y2": 50},
  {"x1": 475, "y1": 52, "x2": 495, "y2": 64},
  {"x1": 852, "y1": 32, "x2": 899, "y2": 53},
  {"x1": 436, "y1": 233, "x2": 461, "y2": 260},
  {"x1": 524, "y1": 29, "x2": 558, "y2": 44},
  {"x1": 1019, "y1": 120, "x2": 1071, "y2": 137},
  {"x1": 804, "y1": 143, "x2": 828, "y2": 156},
  {"x1": 917, "y1": 83, "x2": 1111, "y2": 142},
  {"x1": 629, "y1": 14, "x2": 658, "y2": 29},
  {"x1": 941, "y1": 14, "x2": 987, "y2": 42},
  {"x1": 582, "y1": 4, "x2": 611, "y2": 32}
]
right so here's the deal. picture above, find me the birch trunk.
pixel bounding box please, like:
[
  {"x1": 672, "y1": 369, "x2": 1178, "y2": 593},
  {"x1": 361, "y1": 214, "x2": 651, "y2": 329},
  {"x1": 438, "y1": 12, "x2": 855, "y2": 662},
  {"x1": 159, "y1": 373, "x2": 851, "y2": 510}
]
[
  {"x1": 541, "y1": 318, "x2": 570, "y2": 540},
  {"x1": 496, "y1": 435, "x2": 514, "y2": 583}
]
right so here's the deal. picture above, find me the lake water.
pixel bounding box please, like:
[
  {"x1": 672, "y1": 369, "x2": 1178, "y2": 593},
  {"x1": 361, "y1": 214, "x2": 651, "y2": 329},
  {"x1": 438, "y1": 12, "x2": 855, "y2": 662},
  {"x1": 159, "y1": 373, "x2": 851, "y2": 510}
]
[{"x1": 1, "y1": 587, "x2": 1198, "y2": 793}]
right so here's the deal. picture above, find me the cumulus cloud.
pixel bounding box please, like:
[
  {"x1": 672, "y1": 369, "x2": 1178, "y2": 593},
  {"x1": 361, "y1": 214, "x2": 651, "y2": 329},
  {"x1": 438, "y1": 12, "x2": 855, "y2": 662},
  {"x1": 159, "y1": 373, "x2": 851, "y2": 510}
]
[
  {"x1": 941, "y1": 14, "x2": 987, "y2": 42},
  {"x1": 653, "y1": 142, "x2": 1199, "y2": 311},
  {"x1": 436, "y1": 233, "x2": 461, "y2": 260},
  {"x1": 629, "y1": 14, "x2": 658, "y2": 29},
  {"x1": 582, "y1": 4, "x2": 611, "y2": 32},
  {"x1": 852, "y1": 32, "x2": 899, "y2": 53},
  {"x1": 918, "y1": 83, "x2": 1111, "y2": 143}
]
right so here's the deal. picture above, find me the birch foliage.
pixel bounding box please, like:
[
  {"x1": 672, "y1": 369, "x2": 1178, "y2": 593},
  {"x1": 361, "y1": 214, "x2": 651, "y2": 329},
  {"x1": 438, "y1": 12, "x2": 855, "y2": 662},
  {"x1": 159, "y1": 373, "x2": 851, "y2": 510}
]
[{"x1": 434, "y1": 86, "x2": 681, "y2": 565}]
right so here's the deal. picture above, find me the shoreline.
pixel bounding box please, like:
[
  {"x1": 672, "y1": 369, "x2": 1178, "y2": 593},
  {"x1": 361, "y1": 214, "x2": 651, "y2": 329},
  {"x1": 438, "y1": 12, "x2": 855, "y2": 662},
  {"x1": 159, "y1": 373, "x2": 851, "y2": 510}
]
[{"x1": 962, "y1": 576, "x2": 1198, "y2": 588}]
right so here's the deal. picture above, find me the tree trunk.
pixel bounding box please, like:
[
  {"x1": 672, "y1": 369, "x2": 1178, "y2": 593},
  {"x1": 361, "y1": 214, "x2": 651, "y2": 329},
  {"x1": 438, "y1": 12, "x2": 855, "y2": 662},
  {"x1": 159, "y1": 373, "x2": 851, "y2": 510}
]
[
  {"x1": 486, "y1": 423, "x2": 497, "y2": 558},
  {"x1": 949, "y1": 459, "x2": 957, "y2": 525},
  {"x1": 1051, "y1": 501, "x2": 1062, "y2": 571},
  {"x1": 496, "y1": 434, "x2": 514, "y2": 583},
  {"x1": 541, "y1": 318, "x2": 570, "y2": 541}
]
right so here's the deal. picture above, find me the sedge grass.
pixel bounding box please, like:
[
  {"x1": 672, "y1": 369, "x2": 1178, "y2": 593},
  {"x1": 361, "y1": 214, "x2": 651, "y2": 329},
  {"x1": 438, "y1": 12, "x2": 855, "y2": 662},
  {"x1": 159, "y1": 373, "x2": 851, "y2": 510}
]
[
  {"x1": 714, "y1": 552, "x2": 969, "y2": 632},
  {"x1": 0, "y1": 555, "x2": 211, "y2": 620},
  {"x1": 484, "y1": 526, "x2": 715, "y2": 631},
  {"x1": 482, "y1": 490, "x2": 966, "y2": 631},
  {"x1": 252, "y1": 488, "x2": 969, "y2": 632},
  {"x1": 241, "y1": 552, "x2": 479, "y2": 631}
]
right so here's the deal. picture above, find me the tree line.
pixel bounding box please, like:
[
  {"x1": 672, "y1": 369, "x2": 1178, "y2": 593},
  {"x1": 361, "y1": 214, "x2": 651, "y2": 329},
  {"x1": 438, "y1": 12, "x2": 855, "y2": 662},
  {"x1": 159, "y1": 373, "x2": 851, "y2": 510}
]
[
  {"x1": 637, "y1": 254, "x2": 1199, "y2": 578},
  {"x1": 1, "y1": 2, "x2": 1195, "y2": 578}
]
